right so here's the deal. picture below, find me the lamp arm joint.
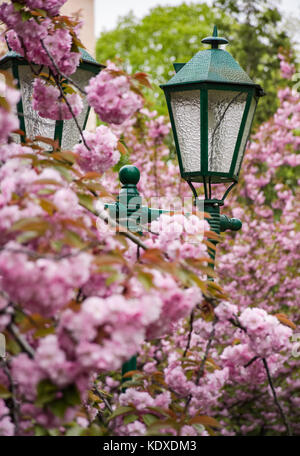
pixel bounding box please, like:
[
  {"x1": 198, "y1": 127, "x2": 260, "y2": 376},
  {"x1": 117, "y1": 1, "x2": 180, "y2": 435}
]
[{"x1": 220, "y1": 215, "x2": 242, "y2": 232}]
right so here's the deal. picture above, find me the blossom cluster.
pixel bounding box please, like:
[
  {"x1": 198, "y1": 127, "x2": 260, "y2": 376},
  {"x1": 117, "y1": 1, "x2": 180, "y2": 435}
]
[
  {"x1": 147, "y1": 115, "x2": 171, "y2": 142},
  {"x1": 239, "y1": 308, "x2": 292, "y2": 357},
  {"x1": 24, "y1": 0, "x2": 67, "y2": 16},
  {"x1": 0, "y1": 400, "x2": 14, "y2": 436},
  {"x1": 74, "y1": 125, "x2": 120, "y2": 173},
  {"x1": 0, "y1": 246, "x2": 92, "y2": 317},
  {"x1": 0, "y1": 2, "x2": 81, "y2": 76},
  {"x1": 278, "y1": 54, "x2": 296, "y2": 80},
  {"x1": 0, "y1": 2, "x2": 298, "y2": 436},
  {"x1": 32, "y1": 78, "x2": 83, "y2": 120},
  {"x1": 148, "y1": 213, "x2": 210, "y2": 261},
  {"x1": 86, "y1": 64, "x2": 143, "y2": 125}
]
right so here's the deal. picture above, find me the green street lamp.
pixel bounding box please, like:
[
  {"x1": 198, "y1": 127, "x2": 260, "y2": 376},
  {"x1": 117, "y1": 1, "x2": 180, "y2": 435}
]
[
  {"x1": 105, "y1": 26, "x2": 264, "y2": 383},
  {"x1": 160, "y1": 26, "x2": 264, "y2": 237},
  {"x1": 0, "y1": 48, "x2": 104, "y2": 149},
  {"x1": 112, "y1": 28, "x2": 264, "y2": 381}
]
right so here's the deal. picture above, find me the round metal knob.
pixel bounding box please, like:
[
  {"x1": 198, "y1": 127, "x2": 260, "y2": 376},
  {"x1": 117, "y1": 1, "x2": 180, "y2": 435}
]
[{"x1": 119, "y1": 165, "x2": 140, "y2": 186}]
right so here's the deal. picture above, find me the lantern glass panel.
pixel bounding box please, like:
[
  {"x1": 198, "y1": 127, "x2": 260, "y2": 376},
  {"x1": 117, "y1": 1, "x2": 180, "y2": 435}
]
[
  {"x1": 170, "y1": 90, "x2": 201, "y2": 173},
  {"x1": 207, "y1": 90, "x2": 247, "y2": 173},
  {"x1": 234, "y1": 96, "x2": 257, "y2": 176},
  {"x1": 18, "y1": 65, "x2": 56, "y2": 145},
  {"x1": 61, "y1": 68, "x2": 94, "y2": 150}
]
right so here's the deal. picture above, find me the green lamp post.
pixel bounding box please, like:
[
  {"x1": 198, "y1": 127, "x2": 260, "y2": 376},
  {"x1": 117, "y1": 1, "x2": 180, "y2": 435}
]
[
  {"x1": 160, "y1": 25, "x2": 264, "y2": 246},
  {"x1": 0, "y1": 48, "x2": 104, "y2": 149},
  {"x1": 109, "y1": 27, "x2": 264, "y2": 382}
]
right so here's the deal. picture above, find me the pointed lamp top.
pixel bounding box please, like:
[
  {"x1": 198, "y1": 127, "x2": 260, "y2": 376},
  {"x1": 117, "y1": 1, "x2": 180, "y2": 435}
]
[{"x1": 201, "y1": 25, "x2": 229, "y2": 49}]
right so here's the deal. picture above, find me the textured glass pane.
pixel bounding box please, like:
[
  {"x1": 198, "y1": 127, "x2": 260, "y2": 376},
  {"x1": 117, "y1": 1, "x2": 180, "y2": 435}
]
[
  {"x1": 170, "y1": 90, "x2": 200, "y2": 173},
  {"x1": 61, "y1": 69, "x2": 93, "y2": 150},
  {"x1": 18, "y1": 65, "x2": 56, "y2": 148},
  {"x1": 234, "y1": 97, "x2": 257, "y2": 176},
  {"x1": 208, "y1": 90, "x2": 247, "y2": 173}
]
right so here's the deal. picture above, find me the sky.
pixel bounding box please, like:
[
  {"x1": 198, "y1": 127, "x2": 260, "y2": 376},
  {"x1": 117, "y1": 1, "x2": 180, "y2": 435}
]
[{"x1": 94, "y1": 0, "x2": 300, "y2": 41}]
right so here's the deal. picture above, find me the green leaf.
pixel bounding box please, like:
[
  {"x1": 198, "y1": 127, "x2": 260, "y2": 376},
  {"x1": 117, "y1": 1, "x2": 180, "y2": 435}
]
[
  {"x1": 105, "y1": 271, "x2": 121, "y2": 286},
  {"x1": 11, "y1": 216, "x2": 50, "y2": 235},
  {"x1": 35, "y1": 8, "x2": 47, "y2": 17},
  {"x1": 12, "y1": 2, "x2": 24, "y2": 12},
  {"x1": 39, "y1": 198, "x2": 57, "y2": 215},
  {"x1": 47, "y1": 385, "x2": 81, "y2": 419},
  {"x1": 123, "y1": 414, "x2": 139, "y2": 425},
  {"x1": 192, "y1": 423, "x2": 205, "y2": 434},
  {"x1": 66, "y1": 424, "x2": 85, "y2": 436},
  {"x1": 34, "y1": 425, "x2": 49, "y2": 436},
  {"x1": 63, "y1": 384, "x2": 81, "y2": 407},
  {"x1": 146, "y1": 418, "x2": 179, "y2": 434},
  {"x1": 71, "y1": 41, "x2": 80, "y2": 54},
  {"x1": 48, "y1": 428, "x2": 61, "y2": 436},
  {"x1": 5, "y1": 335, "x2": 21, "y2": 355},
  {"x1": 188, "y1": 415, "x2": 221, "y2": 428},
  {"x1": 37, "y1": 188, "x2": 56, "y2": 196},
  {"x1": 77, "y1": 193, "x2": 96, "y2": 213},
  {"x1": 63, "y1": 230, "x2": 86, "y2": 249},
  {"x1": 137, "y1": 271, "x2": 154, "y2": 290},
  {"x1": 21, "y1": 11, "x2": 32, "y2": 21},
  {"x1": 51, "y1": 240, "x2": 64, "y2": 252},
  {"x1": 0, "y1": 384, "x2": 11, "y2": 399},
  {"x1": 108, "y1": 406, "x2": 135, "y2": 421},
  {"x1": 33, "y1": 179, "x2": 63, "y2": 187},
  {"x1": 33, "y1": 327, "x2": 56, "y2": 339},
  {"x1": 0, "y1": 96, "x2": 11, "y2": 112},
  {"x1": 147, "y1": 406, "x2": 171, "y2": 418},
  {"x1": 52, "y1": 151, "x2": 77, "y2": 165},
  {"x1": 118, "y1": 380, "x2": 144, "y2": 389},
  {"x1": 35, "y1": 380, "x2": 58, "y2": 407},
  {"x1": 53, "y1": 165, "x2": 72, "y2": 182},
  {"x1": 17, "y1": 231, "x2": 41, "y2": 244},
  {"x1": 48, "y1": 399, "x2": 69, "y2": 419},
  {"x1": 63, "y1": 85, "x2": 77, "y2": 95},
  {"x1": 81, "y1": 424, "x2": 104, "y2": 436},
  {"x1": 142, "y1": 413, "x2": 158, "y2": 427}
]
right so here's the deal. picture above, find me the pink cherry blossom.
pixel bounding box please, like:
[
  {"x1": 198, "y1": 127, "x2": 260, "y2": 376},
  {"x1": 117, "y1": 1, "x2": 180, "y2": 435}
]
[
  {"x1": 86, "y1": 64, "x2": 143, "y2": 125},
  {"x1": 0, "y1": 399, "x2": 14, "y2": 436},
  {"x1": 24, "y1": 0, "x2": 67, "y2": 16},
  {"x1": 32, "y1": 78, "x2": 83, "y2": 120},
  {"x1": 74, "y1": 125, "x2": 120, "y2": 173}
]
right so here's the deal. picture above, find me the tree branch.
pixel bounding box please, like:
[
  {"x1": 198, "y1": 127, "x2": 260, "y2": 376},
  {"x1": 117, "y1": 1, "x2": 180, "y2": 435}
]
[
  {"x1": 183, "y1": 309, "x2": 195, "y2": 358},
  {"x1": 244, "y1": 355, "x2": 259, "y2": 368},
  {"x1": 184, "y1": 317, "x2": 217, "y2": 413},
  {"x1": 39, "y1": 39, "x2": 91, "y2": 151},
  {"x1": 96, "y1": 208, "x2": 149, "y2": 251},
  {"x1": 195, "y1": 317, "x2": 217, "y2": 385},
  {"x1": 262, "y1": 357, "x2": 292, "y2": 436},
  {"x1": 40, "y1": 39, "x2": 87, "y2": 95},
  {"x1": 92, "y1": 388, "x2": 113, "y2": 414},
  {"x1": 8, "y1": 323, "x2": 35, "y2": 359},
  {"x1": 54, "y1": 74, "x2": 90, "y2": 150}
]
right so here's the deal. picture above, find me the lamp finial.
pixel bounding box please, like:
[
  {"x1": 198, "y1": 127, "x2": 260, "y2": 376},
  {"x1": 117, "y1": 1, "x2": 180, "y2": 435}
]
[{"x1": 201, "y1": 25, "x2": 228, "y2": 49}]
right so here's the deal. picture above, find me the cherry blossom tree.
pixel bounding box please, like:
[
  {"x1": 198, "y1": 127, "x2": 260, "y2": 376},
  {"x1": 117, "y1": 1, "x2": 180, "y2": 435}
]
[{"x1": 0, "y1": 0, "x2": 298, "y2": 437}]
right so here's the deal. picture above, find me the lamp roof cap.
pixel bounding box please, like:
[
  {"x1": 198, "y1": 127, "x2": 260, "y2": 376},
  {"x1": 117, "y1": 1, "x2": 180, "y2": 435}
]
[{"x1": 160, "y1": 26, "x2": 264, "y2": 96}]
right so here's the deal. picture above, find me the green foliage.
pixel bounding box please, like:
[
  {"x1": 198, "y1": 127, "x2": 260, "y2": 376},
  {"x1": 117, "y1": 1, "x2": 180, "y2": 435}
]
[
  {"x1": 214, "y1": 0, "x2": 296, "y2": 126},
  {"x1": 0, "y1": 384, "x2": 11, "y2": 399},
  {"x1": 96, "y1": 4, "x2": 229, "y2": 114},
  {"x1": 35, "y1": 380, "x2": 81, "y2": 419},
  {"x1": 96, "y1": 1, "x2": 295, "y2": 126}
]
